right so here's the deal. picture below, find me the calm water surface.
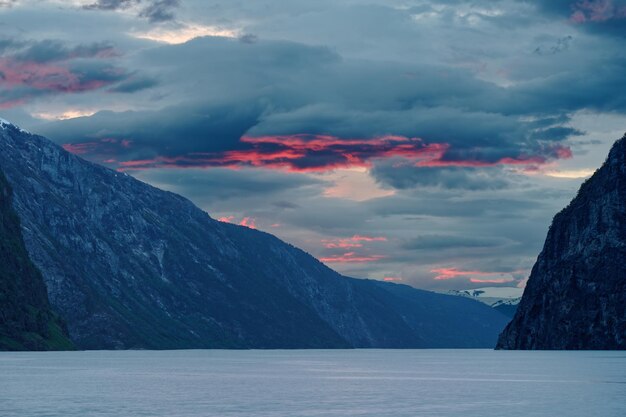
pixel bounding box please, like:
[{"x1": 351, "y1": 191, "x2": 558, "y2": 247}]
[{"x1": 0, "y1": 350, "x2": 624, "y2": 417}]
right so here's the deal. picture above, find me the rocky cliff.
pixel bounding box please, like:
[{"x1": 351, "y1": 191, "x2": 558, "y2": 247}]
[
  {"x1": 0, "y1": 120, "x2": 509, "y2": 349},
  {"x1": 0, "y1": 169, "x2": 73, "y2": 351},
  {"x1": 497, "y1": 133, "x2": 626, "y2": 350}
]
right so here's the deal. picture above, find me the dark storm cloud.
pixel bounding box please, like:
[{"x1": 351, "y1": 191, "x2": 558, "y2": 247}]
[
  {"x1": 108, "y1": 75, "x2": 158, "y2": 93},
  {"x1": 0, "y1": 38, "x2": 115, "y2": 62},
  {"x1": 370, "y1": 163, "x2": 510, "y2": 191},
  {"x1": 37, "y1": 36, "x2": 581, "y2": 173},
  {"x1": 366, "y1": 194, "x2": 544, "y2": 219},
  {"x1": 533, "y1": 36, "x2": 573, "y2": 55},
  {"x1": 401, "y1": 235, "x2": 508, "y2": 251},
  {"x1": 134, "y1": 167, "x2": 323, "y2": 202},
  {"x1": 83, "y1": 0, "x2": 137, "y2": 11},
  {"x1": 13, "y1": 40, "x2": 116, "y2": 63},
  {"x1": 84, "y1": 0, "x2": 180, "y2": 22},
  {"x1": 139, "y1": 0, "x2": 180, "y2": 22}
]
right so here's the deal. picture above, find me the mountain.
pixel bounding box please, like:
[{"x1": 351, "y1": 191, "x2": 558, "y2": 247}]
[
  {"x1": 0, "y1": 119, "x2": 509, "y2": 350},
  {"x1": 445, "y1": 287, "x2": 523, "y2": 318},
  {"x1": 0, "y1": 168, "x2": 73, "y2": 351},
  {"x1": 497, "y1": 133, "x2": 626, "y2": 350}
]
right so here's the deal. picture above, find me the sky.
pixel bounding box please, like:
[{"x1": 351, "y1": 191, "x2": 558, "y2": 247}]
[{"x1": 1, "y1": 0, "x2": 626, "y2": 291}]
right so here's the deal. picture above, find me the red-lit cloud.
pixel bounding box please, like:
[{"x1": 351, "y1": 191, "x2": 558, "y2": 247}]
[
  {"x1": 322, "y1": 234, "x2": 387, "y2": 248},
  {"x1": 383, "y1": 276, "x2": 403, "y2": 282},
  {"x1": 62, "y1": 138, "x2": 132, "y2": 161},
  {"x1": 62, "y1": 133, "x2": 573, "y2": 174},
  {"x1": 0, "y1": 57, "x2": 124, "y2": 107},
  {"x1": 239, "y1": 217, "x2": 257, "y2": 229},
  {"x1": 469, "y1": 278, "x2": 515, "y2": 284},
  {"x1": 320, "y1": 252, "x2": 385, "y2": 263},
  {"x1": 320, "y1": 235, "x2": 387, "y2": 263},
  {"x1": 111, "y1": 134, "x2": 447, "y2": 172},
  {"x1": 218, "y1": 215, "x2": 257, "y2": 229},
  {"x1": 432, "y1": 267, "x2": 516, "y2": 282}
]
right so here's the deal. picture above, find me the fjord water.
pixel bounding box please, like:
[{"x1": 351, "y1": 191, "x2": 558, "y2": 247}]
[{"x1": 1, "y1": 350, "x2": 624, "y2": 417}]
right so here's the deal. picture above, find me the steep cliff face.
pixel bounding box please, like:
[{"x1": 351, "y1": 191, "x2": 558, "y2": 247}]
[
  {"x1": 0, "y1": 120, "x2": 508, "y2": 349},
  {"x1": 497, "y1": 134, "x2": 626, "y2": 350},
  {"x1": 0, "y1": 170, "x2": 73, "y2": 351}
]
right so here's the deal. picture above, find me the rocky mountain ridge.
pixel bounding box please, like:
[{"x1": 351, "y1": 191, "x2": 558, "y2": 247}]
[
  {"x1": 497, "y1": 133, "x2": 626, "y2": 349},
  {"x1": 0, "y1": 120, "x2": 509, "y2": 349}
]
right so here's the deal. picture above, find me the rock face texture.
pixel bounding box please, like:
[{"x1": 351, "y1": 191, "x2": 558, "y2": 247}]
[
  {"x1": 0, "y1": 170, "x2": 73, "y2": 351},
  {"x1": 0, "y1": 121, "x2": 509, "y2": 349},
  {"x1": 497, "y1": 134, "x2": 626, "y2": 350}
]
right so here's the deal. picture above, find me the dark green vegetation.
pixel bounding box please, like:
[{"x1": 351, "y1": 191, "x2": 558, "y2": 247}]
[
  {"x1": 0, "y1": 122, "x2": 509, "y2": 350},
  {"x1": 0, "y1": 171, "x2": 73, "y2": 351},
  {"x1": 498, "y1": 134, "x2": 626, "y2": 350}
]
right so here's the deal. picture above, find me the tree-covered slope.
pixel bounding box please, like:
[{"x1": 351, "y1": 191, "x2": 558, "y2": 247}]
[{"x1": 0, "y1": 171, "x2": 73, "y2": 351}]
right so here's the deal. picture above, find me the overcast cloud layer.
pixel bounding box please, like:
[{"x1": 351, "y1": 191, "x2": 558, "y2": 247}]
[{"x1": 1, "y1": 0, "x2": 626, "y2": 290}]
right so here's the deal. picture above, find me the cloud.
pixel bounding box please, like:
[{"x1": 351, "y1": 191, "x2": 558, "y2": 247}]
[
  {"x1": 83, "y1": 0, "x2": 137, "y2": 11},
  {"x1": 319, "y1": 252, "x2": 386, "y2": 264},
  {"x1": 432, "y1": 267, "x2": 518, "y2": 282},
  {"x1": 131, "y1": 167, "x2": 324, "y2": 204},
  {"x1": 131, "y1": 23, "x2": 240, "y2": 44},
  {"x1": 569, "y1": 0, "x2": 626, "y2": 23},
  {"x1": 6, "y1": 0, "x2": 626, "y2": 291},
  {"x1": 35, "y1": 36, "x2": 581, "y2": 176},
  {"x1": 83, "y1": 0, "x2": 180, "y2": 22},
  {"x1": 0, "y1": 38, "x2": 128, "y2": 107},
  {"x1": 139, "y1": 0, "x2": 179, "y2": 22},
  {"x1": 108, "y1": 75, "x2": 158, "y2": 93},
  {"x1": 322, "y1": 235, "x2": 386, "y2": 248},
  {"x1": 523, "y1": 0, "x2": 626, "y2": 36},
  {"x1": 402, "y1": 235, "x2": 507, "y2": 251},
  {"x1": 371, "y1": 163, "x2": 511, "y2": 190}
]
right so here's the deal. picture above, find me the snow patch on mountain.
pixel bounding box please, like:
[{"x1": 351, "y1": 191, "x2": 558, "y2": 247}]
[
  {"x1": 0, "y1": 117, "x2": 29, "y2": 133},
  {"x1": 445, "y1": 287, "x2": 523, "y2": 307}
]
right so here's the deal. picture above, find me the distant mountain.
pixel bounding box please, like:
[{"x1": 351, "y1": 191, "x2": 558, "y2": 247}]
[
  {"x1": 446, "y1": 287, "x2": 522, "y2": 318},
  {"x1": 0, "y1": 169, "x2": 73, "y2": 351},
  {"x1": 498, "y1": 133, "x2": 626, "y2": 350},
  {"x1": 0, "y1": 120, "x2": 509, "y2": 350}
]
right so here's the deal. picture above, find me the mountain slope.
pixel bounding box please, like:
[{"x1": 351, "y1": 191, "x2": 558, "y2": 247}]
[
  {"x1": 497, "y1": 134, "x2": 626, "y2": 350},
  {"x1": 445, "y1": 287, "x2": 522, "y2": 318},
  {"x1": 0, "y1": 120, "x2": 509, "y2": 349},
  {"x1": 0, "y1": 170, "x2": 73, "y2": 351}
]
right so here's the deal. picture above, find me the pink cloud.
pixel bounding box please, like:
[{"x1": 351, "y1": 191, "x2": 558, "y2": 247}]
[
  {"x1": 570, "y1": 0, "x2": 626, "y2": 23},
  {"x1": 217, "y1": 215, "x2": 257, "y2": 229},
  {"x1": 432, "y1": 267, "x2": 516, "y2": 281},
  {"x1": 383, "y1": 276, "x2": 403, "y2": 282},
  {"x1": 350, "y1": 235, "x2": 387, "y2": 242},
  {"x1": 0, "y1": 57, "x2": 124, "y2": 107},
  {"x1": 239, "y1": 217, "x2": 257, "y2": 229},
  {"x1": 321, "y1": 235, "x2": 387, "y2": 248},
  {"x1": 62, "y1": 138, "x2": 132, "y2": 160},
  {"x1": 66, "y1": 133, "x2": 572, "y2": 175},
  {"x1": 469, "y1": 278, "x2": 515, "y2": 284},
  {"x1": 320, "y1": 252, "x2": 385, "y2": 263}
]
